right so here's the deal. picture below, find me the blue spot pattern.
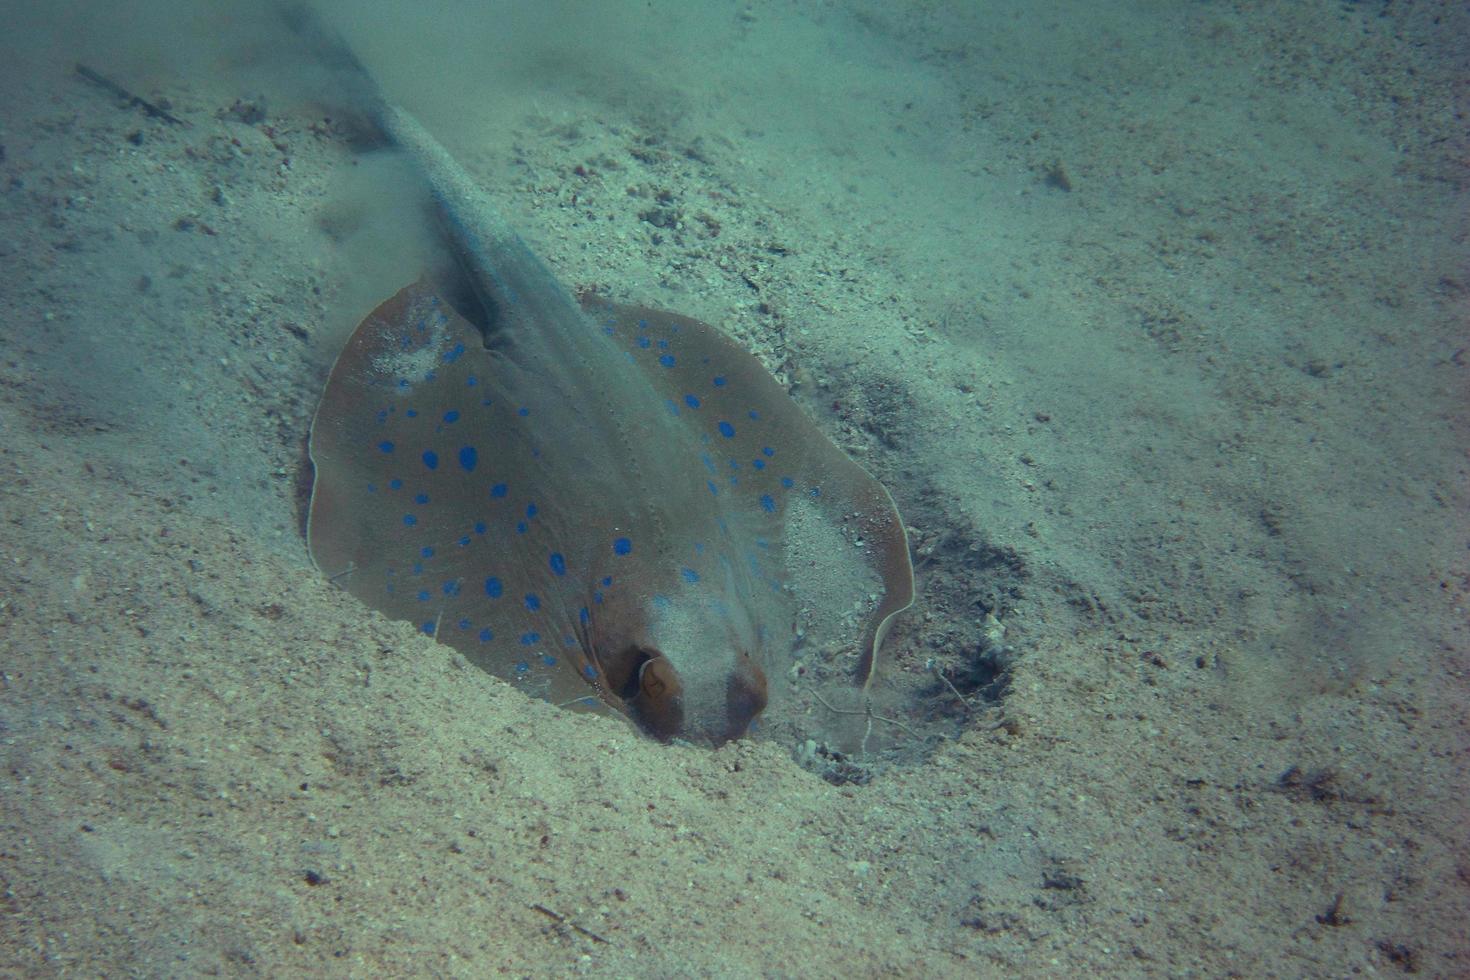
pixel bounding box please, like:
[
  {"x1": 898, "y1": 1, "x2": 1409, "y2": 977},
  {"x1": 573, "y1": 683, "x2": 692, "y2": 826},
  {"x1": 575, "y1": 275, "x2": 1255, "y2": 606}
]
[
  {"x1": 345, "y1": 300, "x2": 832, "y2": 708},
  {"x1": 605, "y1": 308, "x2": 811, "y2": 532}
]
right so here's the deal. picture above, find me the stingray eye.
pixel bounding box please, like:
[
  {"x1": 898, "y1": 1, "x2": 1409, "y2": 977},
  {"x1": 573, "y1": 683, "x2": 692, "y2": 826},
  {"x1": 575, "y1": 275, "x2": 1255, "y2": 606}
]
[
  {"x1": 594, "y1": 644, "x2": 684, "y2": 739},
  {"x1": 723, "y1": 657, "x2": 768, "y2": 742},
  {"x1": 632, "y1": 653, "x2": 685, "y2": 740}
]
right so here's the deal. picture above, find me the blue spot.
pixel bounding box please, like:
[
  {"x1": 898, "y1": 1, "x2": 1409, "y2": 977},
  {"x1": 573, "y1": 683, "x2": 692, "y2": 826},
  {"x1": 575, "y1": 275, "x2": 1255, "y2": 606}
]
[
  {"x1": 526, "y1": 502, "x2": 538, "y2": 519},
  {"x1": 416, "y1": 590, "x2": 430, "y2": 602},
  {"x1": 420, "y1": 546, "x2": 435, "y2": 559},
  {"x1": 542, "y1": 654, "x2": 558, "y2": 667},
  {"x1": 781, "y1": 477, "x2": 795, "y2": 488},
  {"x1": 550, "y1": 553, "x2": 566, "y2": 576},
  {"x1": 490, "y1": 483, "x2": 508, "y2": 498},
  {"x1": 613, "y1": 537, "x2": 632, "y2": 556},
  {"x1": 406, "y1": 409, "x2": 418, "y2": 418},
  {"x1": 443, "y1": 342, "x2": 466, "y2": 364},
  {"x1": 525, "y1": 594, "x2": 542, "y2": 612},
  {"x1": 760, "y1": 494, "x2": 776, "y2": 513},
  {"x1": 681, "y1": 568, "x2": 700, "y2": 583},
  {"x1": 517, "y1": 407, "x2": 530, "y2": 417},
  {"x1": 516, "y1": 522, "x2": 528, "y2": 534},
  {"x1": 519, "y1": 632, "x2": 539, "y2": 646},
  {"x1": 458, "y1": 618, "x2": 471, "y2": 630},
  {"x1": 397, "y1": 378, "x2": 410, "y2": 389},
  {"x1": 443, "y1": 409, "x2": 461, "y2": 424},
  {"x1": 484, "y1": 577, "x2": 503, "y2": 598},
  {"x1": 443, "y1": 580, "x2": 460, "y2": 596},
  {"x1": 659, "y1": 354, "x2": 675, "y2": 367},
  {"x1": 389, "y1": 478, "x2": 403, "y2": 491},
  {"x1": 707, "y1": 481, "x2": 719, "y2": 496},
  {"x1": 411, "y1": 563, "x2": 424, "y2": 575},
  {"x1": 652, "y1": 595, "x2": 671, "y2": 611},
  {"x1": 579, "y1": 607, "x2": 590, "y2": 624},
  {"x1": 424, "y1": 369, "x2": 437, "y2": 382},
  {"x1": 422, "y1": 450, "x2": 439, "y2": 470},
  {"x1": 718, "y1": 421, "x2": 735, "y2": 438},
  {"x1": 467, "y1": 375, "x2": 479, "y2": 386},
  {"x1": 414, "y1": 493, "x2": 429, "y2": 505},
  {"x1": 474, "y1": 521, "x2": 487, "y2": 534},
  {"x1": 748, "y1": 410, "x2": 760, "y2": 420},
  {"x1": 809, "y1": 487, "x2": 822, "y2": 497},
  {"x1": 753, "y1": 459, "x2": 766, "y2": 470},
  {"x1": 637, "y1": 336, "x2": 651, "y2": 348},
  {"x1": 601, "y1": 577, "x2": 613, "y2": 587},
  {"x1": 658, "y1": 339, "x2": 669, "y2": 349},
  {"x1": 366, "y1": 483, "x2": 378, "y2": 493},
  {"x1": 458, "y1": 446, "x2": 478, "y2": 471},
  {"x1": 403, "y1": 514, "x2": 417, "y2": 526},
  {"x1": 514, "y1": 662, "x2": 529, "y2": 675},
  {"x1": 582, "y1": 664, "x2": 598, "y2": 680},
  {"x1": 685, "y1": 394, "x2": 701, "y2": 409},
  {"x1": 728, "y1": 458, "x2": 740, "y2": 470},
  {"x1": 478, "y1": 628, "x2": 493, "y2": 642},
  {"x1": 713, "y1": 376, "x2": 727, "y2": 387},
  {"x1": 762, "y1": 447, "x2": 775, "y2": 457},
  {"x1": 377, "y1": 440, "x2": 395, "y2": 453},
  {"x1": 421, "y1": 622, "x2": 436, "y2": 635},
  {"x1": 457, "y1": 535, "x2": 471, "y2": 547}
]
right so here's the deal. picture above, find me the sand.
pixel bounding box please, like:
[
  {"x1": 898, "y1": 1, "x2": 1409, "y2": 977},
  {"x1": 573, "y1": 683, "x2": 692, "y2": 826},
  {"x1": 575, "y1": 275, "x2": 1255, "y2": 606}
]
[{"x1": 1, "y1": 0, "x2": 1465, "y2": 975}]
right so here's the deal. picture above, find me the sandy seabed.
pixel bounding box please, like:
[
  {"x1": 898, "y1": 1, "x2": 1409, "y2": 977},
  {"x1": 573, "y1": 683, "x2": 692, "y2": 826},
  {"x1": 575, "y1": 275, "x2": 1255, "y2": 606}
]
[{"x1": 1, "y1": 1, "x2": 1466, "y2": 976}]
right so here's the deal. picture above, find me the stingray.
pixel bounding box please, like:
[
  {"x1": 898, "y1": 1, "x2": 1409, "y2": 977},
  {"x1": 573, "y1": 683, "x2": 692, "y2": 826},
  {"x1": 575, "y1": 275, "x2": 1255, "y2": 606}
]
[{"x1": 301, "y1": 19, "x2": 913, "y2": 745}]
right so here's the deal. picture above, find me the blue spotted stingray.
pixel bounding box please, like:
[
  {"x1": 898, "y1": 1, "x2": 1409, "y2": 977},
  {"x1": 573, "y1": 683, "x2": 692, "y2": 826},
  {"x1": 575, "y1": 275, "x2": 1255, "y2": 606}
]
[{"x1": 304, "y1": 27, "x2": 913, "y2": 745}]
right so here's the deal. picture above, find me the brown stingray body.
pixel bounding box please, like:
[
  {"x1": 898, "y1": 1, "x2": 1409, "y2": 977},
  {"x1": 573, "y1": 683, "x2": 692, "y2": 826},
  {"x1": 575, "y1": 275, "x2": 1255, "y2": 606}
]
[{"x1": 307, "y1": 104, "x2": 913, "y2": 745}]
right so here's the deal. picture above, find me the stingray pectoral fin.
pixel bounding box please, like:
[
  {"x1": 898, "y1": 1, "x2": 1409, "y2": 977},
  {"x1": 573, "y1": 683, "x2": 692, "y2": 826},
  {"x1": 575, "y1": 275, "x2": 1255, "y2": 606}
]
[
  {"x1": 579, "y1": 294, "x2": 915, "y2": 691},
  {"x1": 846, "y1": 482, "x2": 915, "y2": 690},
  {"x1": 307, "y1": 278, "x2": 450, "y2": 582},
  {"x1": 777, "y1": 446, "x2": 915, "y2": 690},
  {"x1": 307, "y1": 279, "x2": 625, "y2": 721}
]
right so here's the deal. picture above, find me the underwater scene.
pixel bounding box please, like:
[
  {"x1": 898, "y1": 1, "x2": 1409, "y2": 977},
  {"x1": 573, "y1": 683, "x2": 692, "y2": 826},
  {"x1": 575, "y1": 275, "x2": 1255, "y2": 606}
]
[{"x1": 0, "y1": 0, "x2": 1465, "y2": 974}]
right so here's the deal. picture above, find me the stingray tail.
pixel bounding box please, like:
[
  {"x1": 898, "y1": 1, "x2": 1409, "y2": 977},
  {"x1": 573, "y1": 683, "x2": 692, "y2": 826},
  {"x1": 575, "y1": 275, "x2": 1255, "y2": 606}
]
[{"x1": 277, "y1": 3, "x2": 393, "y2": 146}]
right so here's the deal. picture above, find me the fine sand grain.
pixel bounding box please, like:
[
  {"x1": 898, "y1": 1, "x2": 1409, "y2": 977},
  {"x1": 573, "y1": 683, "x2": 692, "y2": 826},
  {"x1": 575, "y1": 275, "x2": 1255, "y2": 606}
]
[{"x1": 1, "y1": 1, "x2": 1465, "y2": 975}]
